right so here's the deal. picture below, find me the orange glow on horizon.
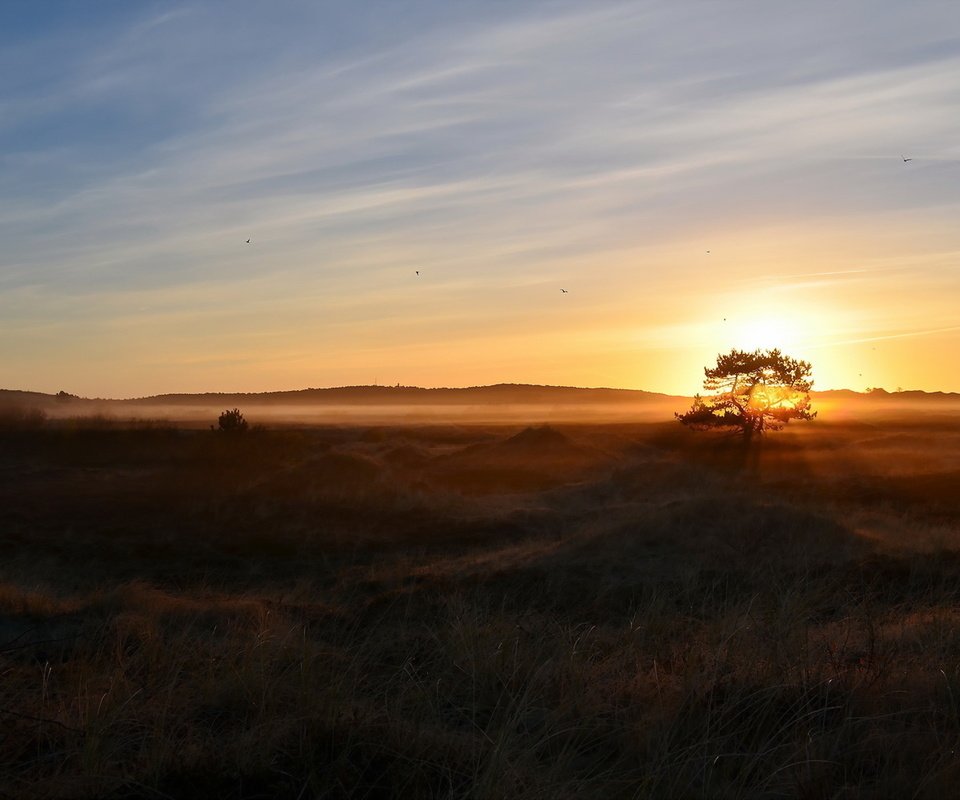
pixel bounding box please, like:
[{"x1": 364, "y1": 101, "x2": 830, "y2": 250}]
[{"x1": 5, "y1": 220, "x2": 960, "y2": 399}]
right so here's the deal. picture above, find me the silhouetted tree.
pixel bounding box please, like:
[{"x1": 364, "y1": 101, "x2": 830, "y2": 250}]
[
  {"x1": 217, "y1": 408, "x2": 248, "y2": 433},
  {"x1": 676, "y1": 348, "x2": 816, "y2": 441}
]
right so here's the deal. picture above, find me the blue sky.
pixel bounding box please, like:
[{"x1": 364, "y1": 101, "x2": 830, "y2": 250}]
[{"x1": 2, "y1": 1, "x2": 960, "y2": 396}]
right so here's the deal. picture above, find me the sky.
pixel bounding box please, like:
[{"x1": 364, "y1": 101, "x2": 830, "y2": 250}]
[{"x1": 2, "y1": 0, "x2": 960, "y2": 398}]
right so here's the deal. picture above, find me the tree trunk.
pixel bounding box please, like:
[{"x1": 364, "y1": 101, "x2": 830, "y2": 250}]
[{"x1": 742, "y1": 416, "x2": 762, "y2": 444}]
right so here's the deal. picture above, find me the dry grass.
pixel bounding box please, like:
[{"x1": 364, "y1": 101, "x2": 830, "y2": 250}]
[{"x1": 1, "y1": 414, "x2": 960, "y2": 798}]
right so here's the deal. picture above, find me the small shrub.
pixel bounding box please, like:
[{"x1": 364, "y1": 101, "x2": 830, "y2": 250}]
[{"x1": 217, "y1": 408, "x2": 249, "y2": 433}]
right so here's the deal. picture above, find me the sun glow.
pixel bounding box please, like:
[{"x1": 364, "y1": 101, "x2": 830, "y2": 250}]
[
  {"x1": 747, "y1": 384, "x2": 806, "y2": 411},
  {"x1": 730, "y1": 314, "x2": 804, "y2": 353}
]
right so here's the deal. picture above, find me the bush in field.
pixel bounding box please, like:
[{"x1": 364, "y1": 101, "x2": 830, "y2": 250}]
[{"x1": 217, "y1": 408, "x2": 248, "y2": 433}]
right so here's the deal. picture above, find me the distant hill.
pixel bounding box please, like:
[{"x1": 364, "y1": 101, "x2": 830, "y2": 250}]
[
  {"x1": 0, "y1": 389, "x2": 52, "y2": 405},
  {"x1": 812, "y1": 388, "x2": 960, "y2": 402},
  {"x1": 2, "y1": 384, "x2": 681, "y2": 408},
  {"x1": 129, "y1": 384, "x2": 683, "y2": 406}
]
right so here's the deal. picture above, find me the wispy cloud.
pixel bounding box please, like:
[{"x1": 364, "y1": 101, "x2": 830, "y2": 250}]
[{"x1": 816, "y1": 324, "x2": 960, "y2": 349}]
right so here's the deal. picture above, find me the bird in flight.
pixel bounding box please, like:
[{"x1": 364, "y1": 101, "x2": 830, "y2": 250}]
[
  {"x1": 706, "y1": 250, "x2": 711, "y2": 254},
  {"x1": 901, "y1": 155, "x2": 912, "y2": 162},
  {"x1": 245, "y1": 238, "x2": 251, "y2": 244},
  {"x1": 560, "y1": 288, "x2": 568, "y2": 293},
  {"x1": 415, "y1": 270, "x2": 419, "y2": 276}
]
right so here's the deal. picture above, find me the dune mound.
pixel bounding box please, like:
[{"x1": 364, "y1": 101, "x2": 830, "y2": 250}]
[
  {"x1": 447, "y1": 425, "x2": 591, "y2": 465},
  {"x1": 427, "y1": 425, "x2": 609, "y2": 494},
  {"x1": 502, "y1": 425, "x2": 574, "y2": 450},
  {"x1": 255, "y1": 450, "x2": 385, "y2": 500},
  {"x1": 381, "y1": 442, "x2": 432, "y2": 468},
  {"x1": 309, "y1": 450, "x2": 383, "y2": 485}
]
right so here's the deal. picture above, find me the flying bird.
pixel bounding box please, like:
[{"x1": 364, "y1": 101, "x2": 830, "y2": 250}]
[
  {"x1": 245, "y1": 238, "x2": 251, "y2": 244},
  {"x1": 901, "y1": 155, "x2": 912, "y2": 162},
  {"x1": 560, "y1": 288, "x2": 568, "y2": 293},
  {"x1": 706, "y1": 250, "x2": 711, "y2": 254},
  {"x1": 415, "y1": 270, "x2": 419, "y2": 276}
]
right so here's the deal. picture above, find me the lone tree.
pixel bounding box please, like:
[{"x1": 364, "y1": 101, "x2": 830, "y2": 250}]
[
  {"x1": 217, "y1": 408, "x2": 249, "y2": 433},
  {"x1": 676, "y1": 348, "x2": 816, "y2": 440}
]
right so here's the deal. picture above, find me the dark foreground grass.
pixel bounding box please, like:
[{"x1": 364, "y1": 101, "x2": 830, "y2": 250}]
[{"x1": 2, "y1": 416, "x2": 960, "y2": 798}]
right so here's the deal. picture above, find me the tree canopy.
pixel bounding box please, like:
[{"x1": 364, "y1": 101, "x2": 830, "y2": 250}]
[{"x1": 676, "y1": 348, "x2": 816, "y2": 439}]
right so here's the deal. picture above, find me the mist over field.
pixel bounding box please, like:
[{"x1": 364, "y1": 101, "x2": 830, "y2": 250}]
[{"x1": 5, "y1": 384, "x2": 959, "y2": 427}]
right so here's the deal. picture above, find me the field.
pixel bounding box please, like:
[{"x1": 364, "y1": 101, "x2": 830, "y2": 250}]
[{"x1": 2, "y1": 405, "x2": 960, "y2": 798}]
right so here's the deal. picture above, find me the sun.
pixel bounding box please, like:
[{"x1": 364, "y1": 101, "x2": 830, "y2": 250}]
[{"x1": 730, "y1": 314, "x2": 803, "y2": 352}]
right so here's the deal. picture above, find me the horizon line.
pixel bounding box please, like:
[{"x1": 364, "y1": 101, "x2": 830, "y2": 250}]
[{"x1": 3, "y1": 382, "x2": 956, "y2": 404}]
